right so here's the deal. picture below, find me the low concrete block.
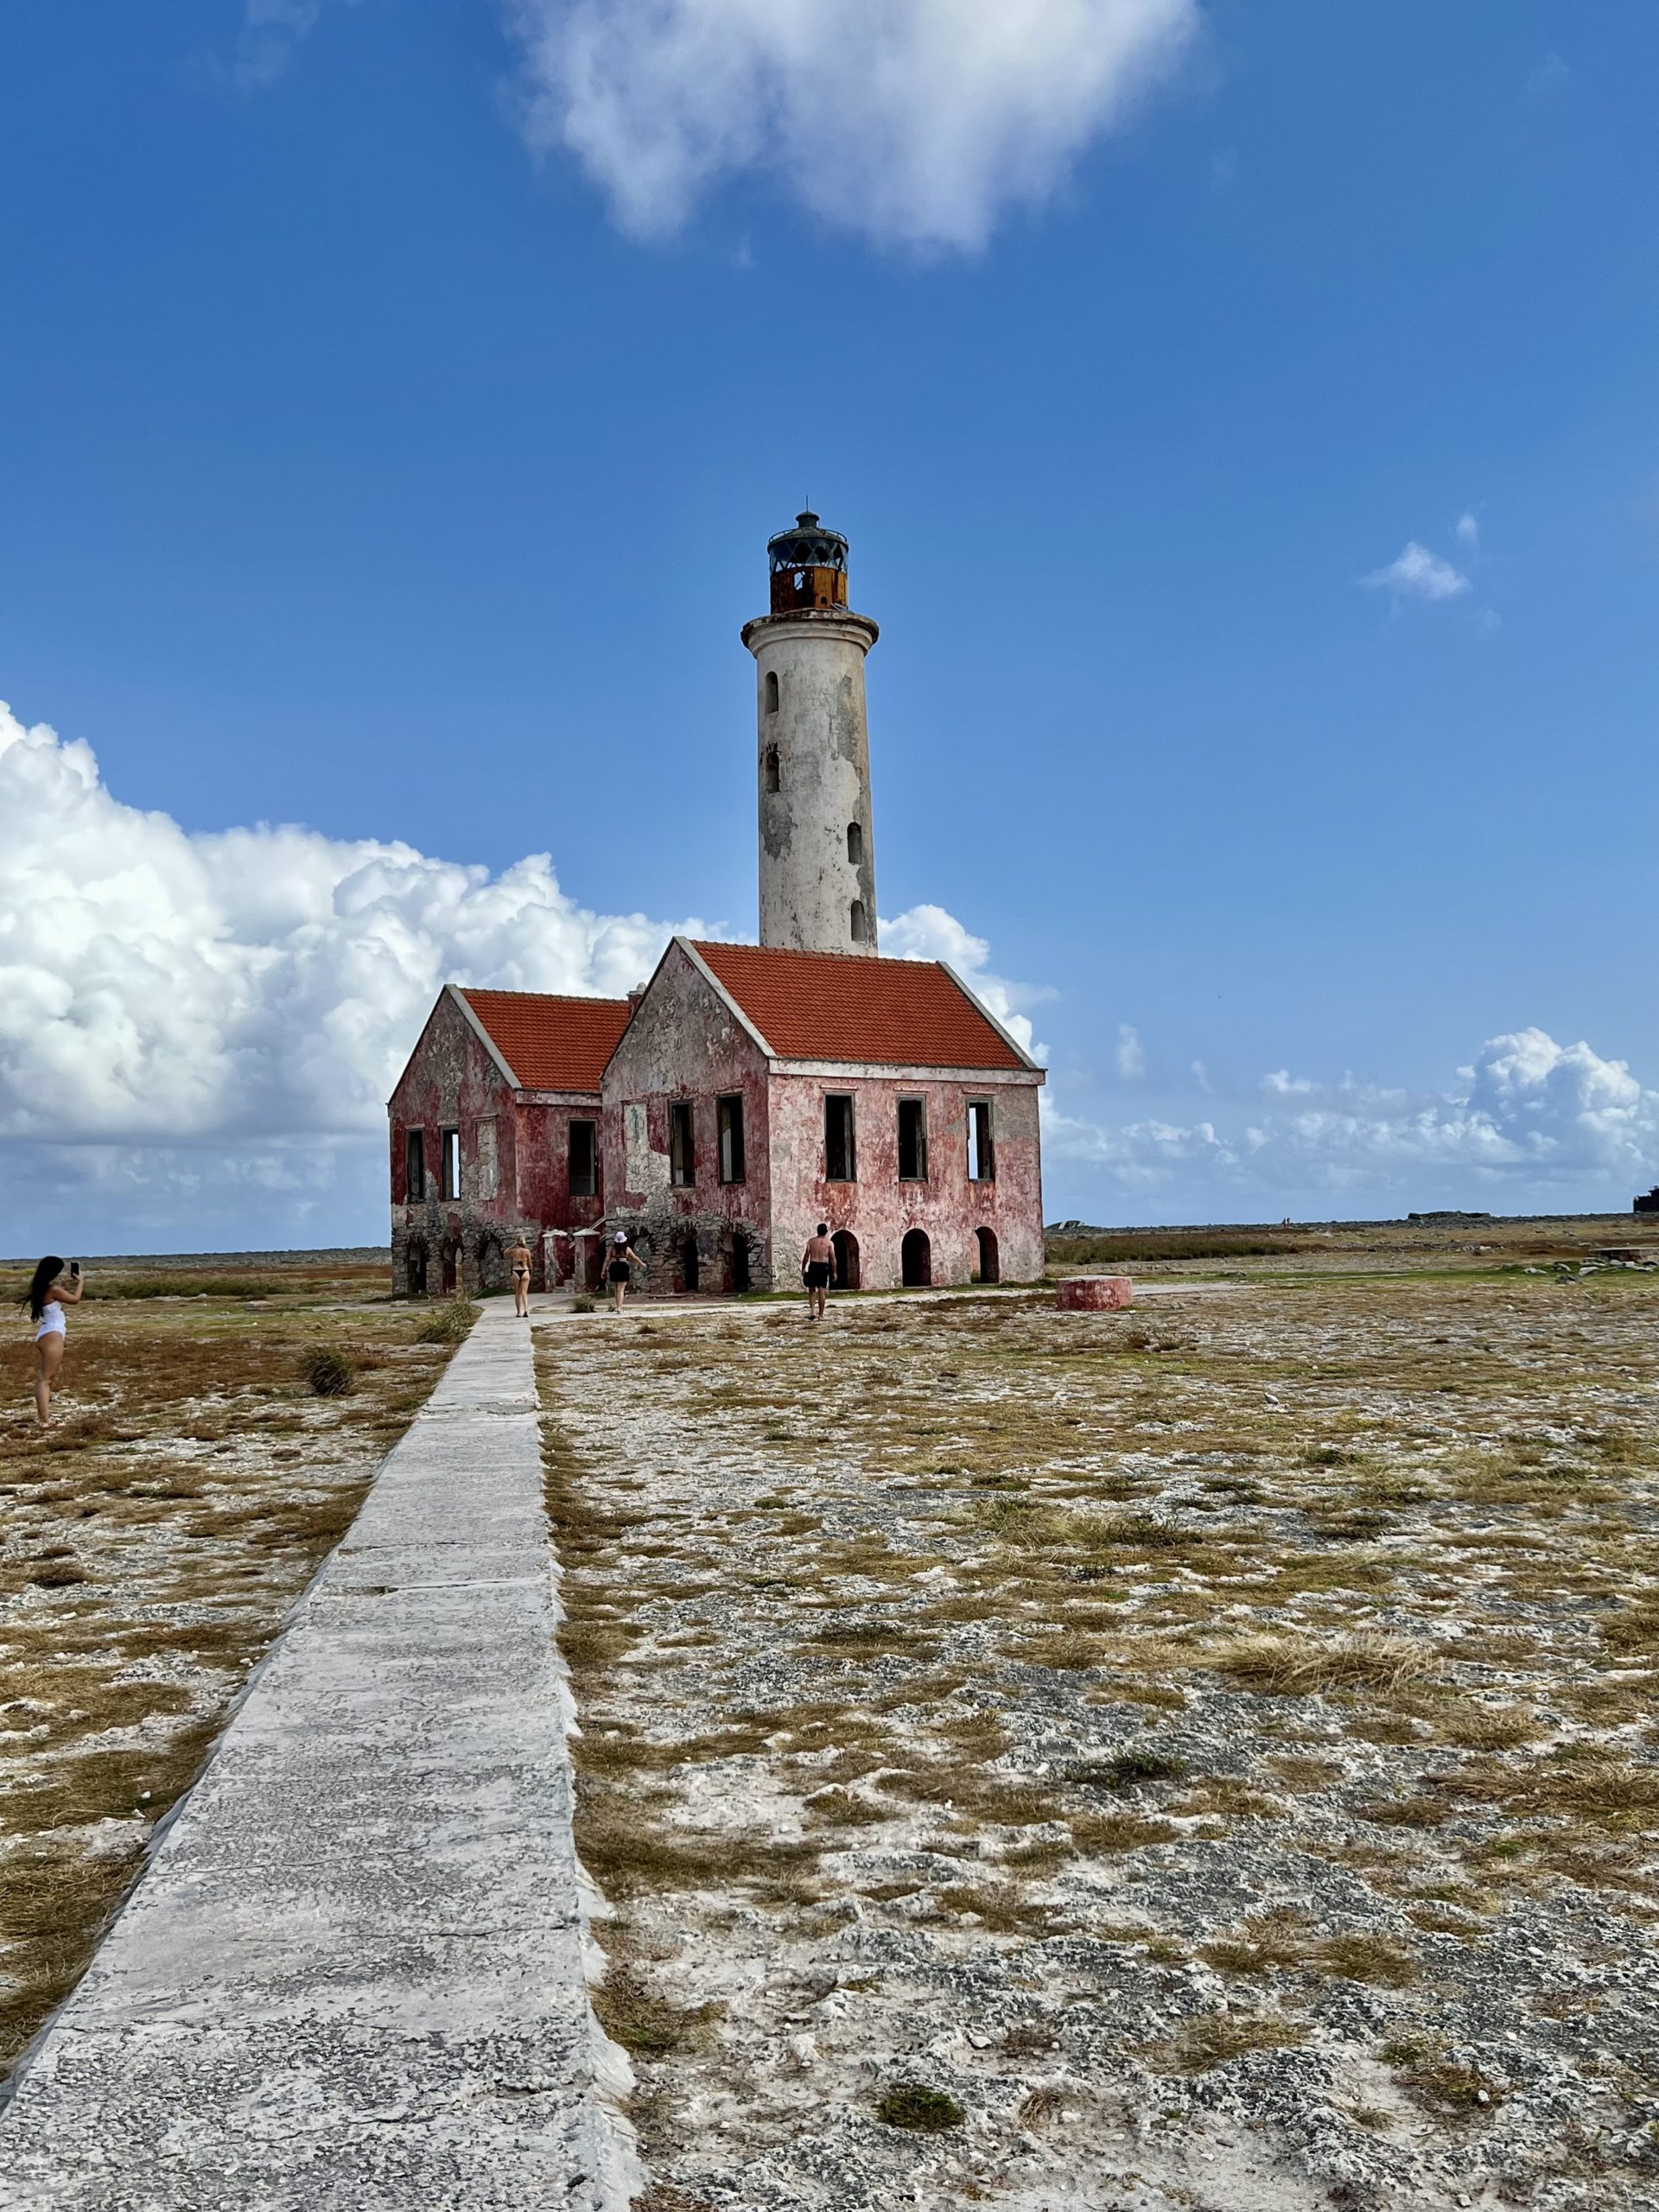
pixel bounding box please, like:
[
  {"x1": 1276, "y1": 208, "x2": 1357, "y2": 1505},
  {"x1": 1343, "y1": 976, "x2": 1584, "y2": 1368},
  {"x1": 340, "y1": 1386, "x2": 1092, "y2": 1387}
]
[{"x1": 1057, "y1": 1274, "x2": 1133, "y2": 1312}]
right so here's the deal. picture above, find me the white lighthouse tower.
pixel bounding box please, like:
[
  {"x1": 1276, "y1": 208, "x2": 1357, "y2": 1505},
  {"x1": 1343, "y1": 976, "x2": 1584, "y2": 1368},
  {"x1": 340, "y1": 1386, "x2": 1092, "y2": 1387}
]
[{"x1": 741, "y1": 510, "x2": 880, "y2": 956}]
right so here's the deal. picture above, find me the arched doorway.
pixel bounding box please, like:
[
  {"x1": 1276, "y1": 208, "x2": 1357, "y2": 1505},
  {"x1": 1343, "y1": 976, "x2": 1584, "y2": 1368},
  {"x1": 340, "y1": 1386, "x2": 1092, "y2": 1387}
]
[
  {"x1": 831, "y1": 1230, "x2": 860, "y2": 1291},
  {"x1": 900, "y1": 1229, "x2": 931, "y2": 1287},
  {"x1": 681, "y1": 1233, "x2": 700, "y2": 1294},
  {"x1": 440, "y1": 1236, "x2": 460, "y2": 1295},
  {"x1": 731, "y1": 1230, "x2": 752, "y2": 1294},
  {"x1": 975, "y1": 1228, "x2": 1000, "y2": 1284},
  {"x1": 406, "y1": 1241, "x2": 428, "y2": 1297}
]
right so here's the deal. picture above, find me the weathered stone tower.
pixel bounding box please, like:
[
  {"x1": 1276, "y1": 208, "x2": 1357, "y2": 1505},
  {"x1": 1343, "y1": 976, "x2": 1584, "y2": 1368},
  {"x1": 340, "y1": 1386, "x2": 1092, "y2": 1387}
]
[{"x1": 742, "y1": 510, "x2": 880, "y2": 956}]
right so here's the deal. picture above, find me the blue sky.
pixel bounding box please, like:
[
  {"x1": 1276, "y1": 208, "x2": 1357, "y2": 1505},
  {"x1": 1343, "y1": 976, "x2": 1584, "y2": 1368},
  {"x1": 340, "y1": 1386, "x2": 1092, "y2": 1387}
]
[{"x1": 3, "y1": 1, "x2": 1656, "y2": 1250}]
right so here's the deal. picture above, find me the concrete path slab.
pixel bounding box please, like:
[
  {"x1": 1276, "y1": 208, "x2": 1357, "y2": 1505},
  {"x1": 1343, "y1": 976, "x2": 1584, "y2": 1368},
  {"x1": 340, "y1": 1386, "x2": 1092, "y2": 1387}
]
[{"x1": 0, "y1": 1307, "x2": 634, "y2": 2212}]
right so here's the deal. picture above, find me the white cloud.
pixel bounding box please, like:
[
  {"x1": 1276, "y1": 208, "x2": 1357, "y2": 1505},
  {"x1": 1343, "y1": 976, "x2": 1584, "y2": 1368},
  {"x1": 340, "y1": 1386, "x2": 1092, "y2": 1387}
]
[
  {"x1": 503, "y1": 0, "x2": 1200, "y2": 250},
  {"x1": 1114, "y1": 1022, "x2": 1147, "y2": 1078},
  {"x1": 879, "y1": 902, "x2": 1052, "y2": 1059},
  {"x1": 1046, "y1": 1029, "x2": 1659, "y2": 1205},
  {"x1": 0, "y1": 697, "x2": 703, "y2": 1164},
  {"x1": 1455, "y1": 512, "x2": 1479, "y2": 547},
  {"x1": 1363, "y1": 542, "x2": 1470, "y2": 602},
  {"x1": 234, "y1": 0, "x2": 361, "y2": 91}
]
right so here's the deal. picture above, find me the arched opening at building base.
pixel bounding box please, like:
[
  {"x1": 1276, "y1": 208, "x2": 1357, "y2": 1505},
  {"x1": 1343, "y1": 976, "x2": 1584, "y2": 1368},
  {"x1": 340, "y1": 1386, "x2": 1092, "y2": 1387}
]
[{"x1": 900, "y1": 1229, "x2": 931, "y2": 1288}]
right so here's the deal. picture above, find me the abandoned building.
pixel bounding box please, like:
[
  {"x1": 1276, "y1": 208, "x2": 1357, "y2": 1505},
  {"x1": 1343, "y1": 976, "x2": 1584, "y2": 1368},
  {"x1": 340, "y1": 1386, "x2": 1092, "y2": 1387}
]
[
  {"x1": 1637, "y1": 1186, "x2": 1659, "y2": 1217},
  {"x1": 388, "y1": 511, "x2": 1046, "y2": 1295}
]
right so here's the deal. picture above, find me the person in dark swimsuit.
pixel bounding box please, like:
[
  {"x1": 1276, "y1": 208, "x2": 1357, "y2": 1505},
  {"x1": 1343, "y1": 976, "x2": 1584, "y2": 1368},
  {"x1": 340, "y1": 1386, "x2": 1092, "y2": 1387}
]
[
  {"x1": 801, "y1": 1223, "x2": 834, "y2": 1322},
  {"x1": 507, "y1": 1237, "x2": 532, "y2": 1319},
  {"x1": 607, "y1": 1230, "x2": 644, "y2": 1314}
]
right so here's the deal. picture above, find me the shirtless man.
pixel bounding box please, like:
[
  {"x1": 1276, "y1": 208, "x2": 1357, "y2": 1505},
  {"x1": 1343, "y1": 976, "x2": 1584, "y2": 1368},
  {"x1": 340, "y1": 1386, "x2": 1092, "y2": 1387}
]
[
  {"x1": 506, "y1": 1236, "x2": 532, "y2": 1319},
  {"x1": 801, "y1": 1223, "x2": 835, "y2": 1322}
]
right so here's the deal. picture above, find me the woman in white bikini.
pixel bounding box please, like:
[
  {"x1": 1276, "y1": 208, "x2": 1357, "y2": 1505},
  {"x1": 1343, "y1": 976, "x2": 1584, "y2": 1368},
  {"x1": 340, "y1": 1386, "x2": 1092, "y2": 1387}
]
[
  {"x1": 507, "y1": 1236, "x2": 533, "y2": 1319},
  {"x1": 22, "y1": 1256, "x2": 84, "y2": 1429}
]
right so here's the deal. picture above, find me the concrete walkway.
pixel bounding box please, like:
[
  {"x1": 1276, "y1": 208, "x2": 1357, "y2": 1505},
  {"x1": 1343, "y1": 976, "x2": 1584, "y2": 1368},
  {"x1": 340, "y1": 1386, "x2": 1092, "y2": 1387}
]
[{"x1": 0, "y1": 1307, "x2": 634, "y2": 2212}]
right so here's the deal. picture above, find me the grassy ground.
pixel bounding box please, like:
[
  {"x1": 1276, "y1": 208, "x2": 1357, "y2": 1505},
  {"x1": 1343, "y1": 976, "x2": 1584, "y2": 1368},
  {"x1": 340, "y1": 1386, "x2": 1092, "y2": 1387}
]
[
  {"x1": 0, "y1": 1257, "x2": 459, "y2": 2071},
  {"x1": 538, "y1": 1261, "x2": 1659, "y2": 2211}
]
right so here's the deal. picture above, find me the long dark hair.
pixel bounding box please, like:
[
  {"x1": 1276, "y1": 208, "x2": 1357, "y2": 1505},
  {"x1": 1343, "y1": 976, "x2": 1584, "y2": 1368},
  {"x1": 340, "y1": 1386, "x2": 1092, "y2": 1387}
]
[{"x1": 22, "y1": 1258, "x2": 64, "y2": 1324}]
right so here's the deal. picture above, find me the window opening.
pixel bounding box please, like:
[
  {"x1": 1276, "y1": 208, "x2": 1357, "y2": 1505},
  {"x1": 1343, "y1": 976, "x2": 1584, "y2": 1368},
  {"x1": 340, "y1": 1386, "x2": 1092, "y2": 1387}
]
[
  {"x1": 731, "y1": 1230, "x2": 751, "y2": 1294},
  {"x1": 669, "y1": 1099, "x2": 696, "y2": 1186},
  {"x1": 897, "y1": 1097, "x2": 928, "y2": 1181},
  {"x1": 824, "y1": 1094, "x2": 856, "y2": 1182},
  {"x1": 406, "y1": 1240, "x2": 428, "y2": 1296},
  {"x1": 440, "y1": 1236, "x2": 460, "y2": 1294},
  {"x1": 441, "y1": 1128, "x2": 461, "y2": 1201},
  {"x1": 764, "y1": 742, "x2": 780, "y2": 793},
  {"x1": 900, "y1": 1229, "x2": 932, "y2": 1288},
  {"x1": 568, "y1": 1118, "x2": 598, "y2": 1198},
  {"x1": 847, "y1": 821, "x2": 863, "y2": 866},
  {"x1": 717, "y1": 1094, "x2": 747, "y2": 1185},
  {"x1": 765, "y1": 670, "x2": 779, "y2": 715},
  {"x1": 681, "y1": 1233, "x2": 700, "y2": 1294},
  {"x1": 404, "y1": 1128, "x2": 425, "y2": 1202},
  {"x1": 849, "y1": 899, "x2": 867, "y2": 944},
  {"x1": 975, "y1": 1227, "x2": 1001, "y2": 1284},
  {"x1": 967, "y1": 1099, "x2": 995, "y2": 1182}
]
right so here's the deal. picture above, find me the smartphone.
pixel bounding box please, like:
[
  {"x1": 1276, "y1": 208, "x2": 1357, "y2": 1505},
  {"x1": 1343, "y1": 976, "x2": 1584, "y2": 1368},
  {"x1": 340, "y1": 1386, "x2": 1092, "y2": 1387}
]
[{"x1": 68, "y1": 1262, "x2": 81, "y2": 1279}]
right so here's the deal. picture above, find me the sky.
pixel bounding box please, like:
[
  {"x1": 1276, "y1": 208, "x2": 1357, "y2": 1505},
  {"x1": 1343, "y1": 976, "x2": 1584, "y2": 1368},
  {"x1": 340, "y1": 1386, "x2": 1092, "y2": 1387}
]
[{"x1": 2, "y1": 0, "x2": 1656, "y2": 1253}]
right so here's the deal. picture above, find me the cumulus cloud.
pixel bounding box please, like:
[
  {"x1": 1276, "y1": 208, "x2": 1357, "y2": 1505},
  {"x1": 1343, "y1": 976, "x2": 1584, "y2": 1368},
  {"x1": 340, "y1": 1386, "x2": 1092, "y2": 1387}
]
[
  {"x1": 504, "y1": 0, "x2": 1200, "y2": 249},
  {"x1": 0, "y1": 696, "x2": 704, "y2": 1166},
  {"x1": 1363, "y1": 541, "x2": 1470, "y2": 602},
  {"x1": 879, "y1": 902, "x2": 1052, "y2": 1058},
  {"x1": 1046, "y1": 1029, "x2": 1659, "y2": 1205},
  {"x1": 1114, "y1": 1022, "x2": 1147, "y2": 1078}
]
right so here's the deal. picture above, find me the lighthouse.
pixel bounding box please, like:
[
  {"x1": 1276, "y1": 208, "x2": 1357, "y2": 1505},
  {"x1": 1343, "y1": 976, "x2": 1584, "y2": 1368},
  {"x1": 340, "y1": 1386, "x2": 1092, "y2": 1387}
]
[{"x1": 741, "y1": 510, "x2": 880, "y2": 957}]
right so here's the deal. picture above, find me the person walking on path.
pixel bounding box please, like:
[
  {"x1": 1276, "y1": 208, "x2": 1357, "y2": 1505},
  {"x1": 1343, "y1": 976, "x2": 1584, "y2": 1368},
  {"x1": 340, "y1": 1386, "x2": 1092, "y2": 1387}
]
[
  {"x1": 507, "y1": 1236, "x2": 532, "y2": 1319},
  {"x1": 802, "y1": 1224, "x2": 835, "y2": 1322},
  {"x1": 606, "y1": 1230, "x2": 645, "y2": 1315},
  {"x1": 22, "y1": 1257, "x2": 84, "y2": 1429}
]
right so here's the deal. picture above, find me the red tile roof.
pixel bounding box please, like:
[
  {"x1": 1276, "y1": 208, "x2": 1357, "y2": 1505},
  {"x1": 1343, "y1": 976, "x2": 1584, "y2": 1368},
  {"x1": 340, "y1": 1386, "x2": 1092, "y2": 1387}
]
[
  {"x1": 690, "y1": 942, "x2": 1030, "y2": 1071},
  {"x1": 458, "y1": 989, "x2": 632, "y2": 1093}
]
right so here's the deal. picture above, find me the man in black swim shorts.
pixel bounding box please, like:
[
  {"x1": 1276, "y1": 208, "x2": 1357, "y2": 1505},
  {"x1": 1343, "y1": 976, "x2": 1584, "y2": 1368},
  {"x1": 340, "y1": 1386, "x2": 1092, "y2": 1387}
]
[{"x1": 801, "y1": 1222, "x2": 835, "y2": 1322}]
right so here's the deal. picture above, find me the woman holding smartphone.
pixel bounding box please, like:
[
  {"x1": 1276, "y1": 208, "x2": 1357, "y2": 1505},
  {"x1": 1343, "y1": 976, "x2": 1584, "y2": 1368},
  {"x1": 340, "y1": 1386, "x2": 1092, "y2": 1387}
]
[{"x1": 22, "y1": 1256, "x2": 83, "y2": 1428}]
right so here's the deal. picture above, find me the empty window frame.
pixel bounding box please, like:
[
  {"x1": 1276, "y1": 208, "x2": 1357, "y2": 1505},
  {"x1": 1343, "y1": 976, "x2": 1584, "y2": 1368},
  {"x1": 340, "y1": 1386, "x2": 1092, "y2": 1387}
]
[
  {"x1": 669, "y1": 1098, "x2": 696, "y2": 1186},
  {"x1": 568, "y1": 1118, "x2": 598, "y2": 1198},
  {"x1": 967, "y1": 1098, "x2": 995, "y2": 1183},
  {"x1": 764, "y1": 742, "x2": 781, "y2": 793},
  {"x1": 441, "y1": 1127, "x2": 461, "y2": 1201},
  {"x1": 404, "y1": 1128, "x2": 425, "y2": 1203},
  {"x1": 846, "y1": 820, "x2": 863, "y2": 866},
  {"x1": 849, "y1": 899, "x2": 868, "y2": 944},
  {"x1": 717, "y1": 1094, "x2": 747, "y2": 1185},
  {"x1": 824, "y1": 1093, "x2": 856, "y2": 1182},
  {"x1": 765, "y1": 670, "x2": 779, "y2": 715},
  {"x1": 897, "y1": 1096, "x2": 928, "y2": 1181}
]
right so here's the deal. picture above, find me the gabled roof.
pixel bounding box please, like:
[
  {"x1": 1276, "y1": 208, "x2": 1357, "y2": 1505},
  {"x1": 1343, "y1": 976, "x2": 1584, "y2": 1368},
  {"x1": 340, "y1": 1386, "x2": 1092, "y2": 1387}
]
[
  {"x1": 688, "y1": 941, "x2": 1034, "y2": 1072},
  {"x1": 456, "y1": 988, "x2": 632, "y2": 1093}
]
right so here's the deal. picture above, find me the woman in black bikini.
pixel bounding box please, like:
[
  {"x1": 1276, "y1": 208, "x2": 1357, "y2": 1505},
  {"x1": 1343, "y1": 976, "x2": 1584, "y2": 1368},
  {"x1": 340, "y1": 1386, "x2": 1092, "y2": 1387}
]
[{"x1": 607, "y1": 1230, "x2": 645, "y2": 1314}]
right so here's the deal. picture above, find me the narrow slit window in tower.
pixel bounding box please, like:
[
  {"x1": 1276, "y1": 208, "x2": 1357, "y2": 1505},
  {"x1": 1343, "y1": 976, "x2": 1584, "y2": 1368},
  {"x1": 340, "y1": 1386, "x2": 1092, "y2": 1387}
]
[
  {"x1": 441, "y1": 1128, "x2": 461, "y2": 1201},
  {"x1": 849, "y1": 899, "x2": 867, "y2": 944},
  {"x1": 847, "y1": 821, "x2": 863, "y2": 865},
  {"x1": 404, "y1": 1128, "x2": 425, "y2": 1202},
  {"x1": 669, "y1": 1099, "x2": 696, "y2": 1187},
  {"x1": 824, "y1": 1094, "x2": 856, "y2": 1182},
  {"x1": 764, "y1": 743, "x2": 780, "y2": 793},
  {"x1": 765, "y1": 670, "x2": 779, "y2": 715}
]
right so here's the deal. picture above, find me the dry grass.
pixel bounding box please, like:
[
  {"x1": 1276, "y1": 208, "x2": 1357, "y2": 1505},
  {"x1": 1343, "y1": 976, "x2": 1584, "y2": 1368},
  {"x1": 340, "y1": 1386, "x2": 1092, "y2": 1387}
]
[{"x1": 0, "y1": 1255, "x2": 448, "y2": 2069}]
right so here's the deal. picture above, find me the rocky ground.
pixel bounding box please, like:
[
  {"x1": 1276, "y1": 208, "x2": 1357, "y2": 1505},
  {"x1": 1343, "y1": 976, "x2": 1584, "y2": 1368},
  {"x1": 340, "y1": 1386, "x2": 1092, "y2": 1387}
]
[
  {"x1": 0, "y1": 1261, "x2": 460, "y2": 2070},
  {"x1": 536, "y1": 1264, "x2": 1659, "y2": 2211}
]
